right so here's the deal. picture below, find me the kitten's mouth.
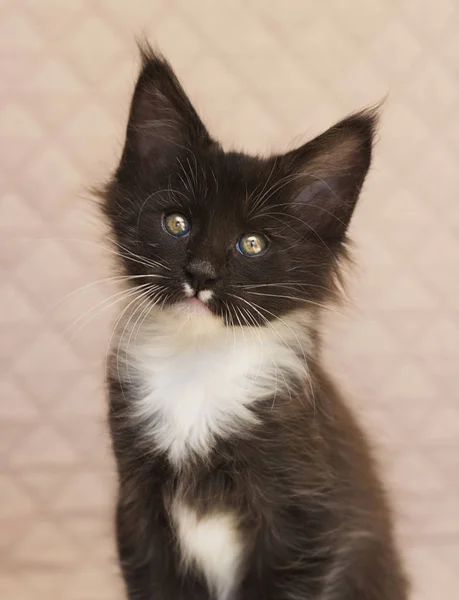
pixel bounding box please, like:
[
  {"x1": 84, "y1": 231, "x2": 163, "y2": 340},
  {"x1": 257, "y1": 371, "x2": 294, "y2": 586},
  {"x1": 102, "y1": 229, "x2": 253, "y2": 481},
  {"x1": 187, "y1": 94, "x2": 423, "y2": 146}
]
[
  {"x1": 173, "y1": 285, "x2": 215, "y2": 317},
  {"x1": 183, "y1": 296, "x2": 209, "y2": 312}
]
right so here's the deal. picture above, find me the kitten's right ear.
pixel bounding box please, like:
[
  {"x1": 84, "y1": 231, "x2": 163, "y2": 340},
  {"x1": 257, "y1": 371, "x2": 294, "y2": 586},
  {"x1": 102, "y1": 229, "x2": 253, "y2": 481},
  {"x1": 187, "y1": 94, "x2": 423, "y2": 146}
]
[{"x1": 118, "y1": 43, "x2": 212, "y2": 173}]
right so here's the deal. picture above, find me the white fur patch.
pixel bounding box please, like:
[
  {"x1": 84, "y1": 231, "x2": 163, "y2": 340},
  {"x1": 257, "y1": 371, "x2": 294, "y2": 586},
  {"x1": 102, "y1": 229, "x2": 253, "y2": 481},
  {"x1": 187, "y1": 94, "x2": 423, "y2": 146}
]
[
  {"x1": 198, "y1": 289, "x2": 213, "y2": 303},
  {"x1": 183, "y1": 282, "x2": 194, "y2": 297},
  {"x1": 116, "y1": 304, "x2": 310, "y2": 466},
  {"x1": 172, "y1": 502, "x2": 242, "y2": 599}
]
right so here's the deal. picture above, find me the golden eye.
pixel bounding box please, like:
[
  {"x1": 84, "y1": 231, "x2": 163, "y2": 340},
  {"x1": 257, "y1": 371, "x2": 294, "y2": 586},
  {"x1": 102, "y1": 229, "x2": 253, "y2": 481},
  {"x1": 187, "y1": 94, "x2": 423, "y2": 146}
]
[
  {"x1": 237, "y1": 233, "x2": 268, "y2": 257},
  {"x1": 164, "y1": 213, "x2": 190, "y2": 237}
]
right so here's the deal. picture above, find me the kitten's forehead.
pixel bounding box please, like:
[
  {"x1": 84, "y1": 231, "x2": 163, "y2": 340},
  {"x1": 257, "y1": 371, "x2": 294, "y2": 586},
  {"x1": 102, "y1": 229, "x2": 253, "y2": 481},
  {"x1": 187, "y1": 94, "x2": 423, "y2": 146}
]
[
  {"x1": 211, "y1": 151, "x2": 275, "y2": 192},
  {"x1": 186, "y1": 149, "x2": 278, "y2": 215}
]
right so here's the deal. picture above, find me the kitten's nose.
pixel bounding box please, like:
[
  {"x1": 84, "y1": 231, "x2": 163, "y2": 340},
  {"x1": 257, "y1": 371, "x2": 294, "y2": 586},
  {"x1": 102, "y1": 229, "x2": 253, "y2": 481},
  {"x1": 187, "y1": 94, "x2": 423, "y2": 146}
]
[{"x1": 185, "y1": 259, "x2": 218, "y2": 292}]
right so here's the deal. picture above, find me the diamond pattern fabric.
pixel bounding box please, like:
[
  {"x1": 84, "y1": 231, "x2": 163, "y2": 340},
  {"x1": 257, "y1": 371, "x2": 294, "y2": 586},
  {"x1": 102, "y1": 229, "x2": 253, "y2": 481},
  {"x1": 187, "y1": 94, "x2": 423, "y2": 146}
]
[{"x1": 1, "y1": 1, "x2": 458, "y2": 598}]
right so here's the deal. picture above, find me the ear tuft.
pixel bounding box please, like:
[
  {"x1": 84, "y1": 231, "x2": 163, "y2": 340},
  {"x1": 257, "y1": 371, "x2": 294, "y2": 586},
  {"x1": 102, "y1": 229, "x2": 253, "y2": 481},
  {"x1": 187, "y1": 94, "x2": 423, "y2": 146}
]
[{"x1": 137, "y1": 38, "x2": 159, "y2": 68}]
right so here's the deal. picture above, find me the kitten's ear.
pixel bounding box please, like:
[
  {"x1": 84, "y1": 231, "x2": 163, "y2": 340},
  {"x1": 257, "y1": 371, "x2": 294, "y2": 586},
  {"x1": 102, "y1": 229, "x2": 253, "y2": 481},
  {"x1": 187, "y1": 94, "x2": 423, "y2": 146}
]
[
  {"x1": 283, "y1": 109, "x2": 378, "y2": 240},
  {"x1": 119, "y1": 43, "x2": 212, "y2": 171}
]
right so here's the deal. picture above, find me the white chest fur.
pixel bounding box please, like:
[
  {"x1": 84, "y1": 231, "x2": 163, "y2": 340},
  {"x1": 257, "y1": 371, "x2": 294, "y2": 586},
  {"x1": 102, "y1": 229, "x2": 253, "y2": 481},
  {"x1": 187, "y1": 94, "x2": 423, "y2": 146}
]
[
  {"x1": 114, "y1": 306, "x2": 310, "y2": 597},
  {"x1": 172, "y1": 502, "x2": 242, "y2": 600},
  {"x1": 120, "y1": 307, "x2": 307, "y2": 466}
]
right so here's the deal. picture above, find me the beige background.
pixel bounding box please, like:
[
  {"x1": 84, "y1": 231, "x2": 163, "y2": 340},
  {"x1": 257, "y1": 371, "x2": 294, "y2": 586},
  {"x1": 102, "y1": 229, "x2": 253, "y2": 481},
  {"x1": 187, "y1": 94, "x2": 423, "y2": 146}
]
[{"x1": 1, "y1": 0, "x2": 459, "y2": 598}]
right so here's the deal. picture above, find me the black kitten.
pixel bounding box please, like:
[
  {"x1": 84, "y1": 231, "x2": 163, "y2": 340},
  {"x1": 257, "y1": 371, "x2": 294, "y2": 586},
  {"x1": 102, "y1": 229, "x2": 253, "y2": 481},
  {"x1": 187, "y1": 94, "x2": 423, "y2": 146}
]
[{"x1": 101, "y1": 45, "x2": 408, "y2": 600}]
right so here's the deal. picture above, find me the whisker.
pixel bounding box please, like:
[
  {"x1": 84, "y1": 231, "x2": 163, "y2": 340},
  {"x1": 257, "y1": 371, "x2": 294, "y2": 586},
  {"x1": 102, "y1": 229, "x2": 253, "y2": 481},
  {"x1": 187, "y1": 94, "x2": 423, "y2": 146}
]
[
  {"x1": 64, "y1": 283, "x2": 152, "y2": 339},
  {"x1": 248, "y1": 171, "x2": 310, "y2": 216},
  {"x1": 258, "y1": 201, "x2": 348, "y2": 229},
  {"x1": 238, "y1": 305, "x2": 267, "y2": 384},
  {"x1": 176, "y1": 157, "x2": 194, "y2": 195},
  {"x1": 185, "y1": 156, "x2": 198, "y2": 188},
  {"x1": 10, "y1": 236, "x2": 171, "y2": 273},
  {"x1": 248, "y1": 158, "x2": 277, "y2": 214},
  {"x1": 232, "y1": 304, "x2": 245, "y2": 334},
  {"x1": 107, "y1": 235, "x2": 171, "y2": 271},
  {"x1": 117, "y1": 288, "x2": 161, "y2": 384},
  {"x1": 123, "y1": 285, "x2": 169, "y2": 382},
  {"x1": 229, "y1": 292, "x2": 309, "y2": 368},
  {"x1": 105, "y1": 286, "x2": 157, "y2": 396},
  {"x1": 243, "y1": 290, "x2": 340, "y2": 314},
  {"x1": 50, "y1": 274, "x2": 166, "y2": 312},
  {"x1": 232, "y1": 294, "x2": 315, "y2": 408},
  {"x1": 256, "y1": 212, "x2": 339, "y2": 263},
  {"x1": 253, "y1": 171, "x2": 340, "y2": 217},
  {"x1": 239, "y1": 282, "x2": 334, "y2": 294},
  {"x1": 233, "y1": 296, "x2": 293, "y2": 406}
]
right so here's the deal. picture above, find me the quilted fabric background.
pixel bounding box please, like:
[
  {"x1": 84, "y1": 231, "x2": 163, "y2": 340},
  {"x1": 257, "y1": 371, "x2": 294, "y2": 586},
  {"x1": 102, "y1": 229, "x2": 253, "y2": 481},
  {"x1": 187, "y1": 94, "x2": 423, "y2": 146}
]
[{"x1": 1, "y1": 1, "x2": 458, "y2": 598}]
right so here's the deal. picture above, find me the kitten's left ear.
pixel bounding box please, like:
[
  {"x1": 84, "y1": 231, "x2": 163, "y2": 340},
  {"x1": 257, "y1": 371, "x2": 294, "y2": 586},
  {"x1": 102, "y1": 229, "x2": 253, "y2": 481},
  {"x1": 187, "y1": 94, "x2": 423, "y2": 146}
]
[{"x1": 283, "y1": 109, "x2": 378, "y2": 240}]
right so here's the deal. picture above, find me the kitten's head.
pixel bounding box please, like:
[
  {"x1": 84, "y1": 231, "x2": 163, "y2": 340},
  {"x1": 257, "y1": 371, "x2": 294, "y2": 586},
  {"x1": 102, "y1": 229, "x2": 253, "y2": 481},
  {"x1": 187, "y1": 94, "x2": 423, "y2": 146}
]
[{"x1": 102, "y1": 45, "x2": 376, "y2": 328}]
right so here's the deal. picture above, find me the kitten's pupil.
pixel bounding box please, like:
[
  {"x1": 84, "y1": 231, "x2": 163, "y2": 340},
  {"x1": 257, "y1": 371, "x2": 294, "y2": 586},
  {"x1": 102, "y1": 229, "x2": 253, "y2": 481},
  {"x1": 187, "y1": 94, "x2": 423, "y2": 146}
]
[
  {"x1": 237, "y1": 233, "x2": 268, "y2": 257},
  {"x1": 164, "y1": 213, "x2": 190, "y2": 237}
]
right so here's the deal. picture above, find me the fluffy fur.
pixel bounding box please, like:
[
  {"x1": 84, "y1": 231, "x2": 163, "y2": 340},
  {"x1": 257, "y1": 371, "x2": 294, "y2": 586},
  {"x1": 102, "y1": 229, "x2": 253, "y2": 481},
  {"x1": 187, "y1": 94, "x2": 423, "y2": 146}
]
[
  {"x1": 117, "y1": 305, "x2": 308, "y2": 466},
  {"x1": 102, "y1": 44, "x2": 408, "y2": 600}
]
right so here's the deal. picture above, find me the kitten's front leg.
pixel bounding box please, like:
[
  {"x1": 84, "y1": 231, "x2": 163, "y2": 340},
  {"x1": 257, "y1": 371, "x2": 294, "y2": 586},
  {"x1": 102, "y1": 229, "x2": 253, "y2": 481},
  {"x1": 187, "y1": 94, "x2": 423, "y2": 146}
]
[
  {"x1": 116, "y1": 499, "x2": 211, "y2": 600},
  {"x1": 316, "y1": 552, "x2": 409, "y2": 600},
  {"x1": 116, "y1": 499, "x2": 166, "y2": 600},
  {"x1": 238, "y1": 550, "x2": 408, "y2": 600}
]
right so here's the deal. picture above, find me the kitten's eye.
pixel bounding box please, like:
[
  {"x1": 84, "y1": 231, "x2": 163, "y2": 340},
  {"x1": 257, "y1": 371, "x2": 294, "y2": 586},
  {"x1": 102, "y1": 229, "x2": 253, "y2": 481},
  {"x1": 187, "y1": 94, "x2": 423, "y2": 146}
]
[
  {"x1": 163, "y1": 213, "x2": 190, "y2": 238},
  {"x1": 237, "y1": 233, "x2": 268, "y2": 257}
]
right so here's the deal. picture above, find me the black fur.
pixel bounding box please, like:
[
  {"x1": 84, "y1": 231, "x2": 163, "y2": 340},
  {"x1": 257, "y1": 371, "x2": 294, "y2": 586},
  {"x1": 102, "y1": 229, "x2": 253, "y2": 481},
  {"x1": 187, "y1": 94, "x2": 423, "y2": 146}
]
[{"x1": 101, "y1": 45, "x2": 408, "y2": 600}]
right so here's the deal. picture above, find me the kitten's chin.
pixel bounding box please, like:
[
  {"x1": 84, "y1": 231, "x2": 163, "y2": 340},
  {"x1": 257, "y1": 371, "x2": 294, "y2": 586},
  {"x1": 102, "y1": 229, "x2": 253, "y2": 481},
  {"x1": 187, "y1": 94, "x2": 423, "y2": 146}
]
[
  {"x1": 167, "y1": 298, "x2": 223, "y2": 336},
  {"x1": 174, "y1": 297, "x2": 211, "y2": 317}
]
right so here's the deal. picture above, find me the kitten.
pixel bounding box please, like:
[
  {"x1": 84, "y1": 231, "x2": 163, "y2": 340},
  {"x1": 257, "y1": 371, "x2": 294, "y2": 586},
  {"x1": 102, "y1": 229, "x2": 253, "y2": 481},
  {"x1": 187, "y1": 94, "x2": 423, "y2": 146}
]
[{"x1": 101, "y1": 44, "x2": 408, "y2": 600}]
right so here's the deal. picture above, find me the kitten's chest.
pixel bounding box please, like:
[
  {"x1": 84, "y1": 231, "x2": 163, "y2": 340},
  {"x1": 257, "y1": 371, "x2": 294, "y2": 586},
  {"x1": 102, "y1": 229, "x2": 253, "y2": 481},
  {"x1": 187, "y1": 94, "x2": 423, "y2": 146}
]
[{"x1": 130, "y1": 331, "x2": 277, "y2": 466}]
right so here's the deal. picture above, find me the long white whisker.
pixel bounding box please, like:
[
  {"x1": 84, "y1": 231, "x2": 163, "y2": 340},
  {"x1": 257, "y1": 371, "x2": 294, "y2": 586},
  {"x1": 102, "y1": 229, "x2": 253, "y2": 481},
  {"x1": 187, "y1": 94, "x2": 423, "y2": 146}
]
[
  {"x1": 123, "y1": 286, "x2": 166, "y2": 382},
  {"x1": 234, "y1": 294, "x2": 315, "y2": 406},
  {"x1": 239, "y1": 282, "x2": 334, "y2": 294},
  {"x1": 229, "y1": 292, "x2": 309, "y2": 377},
  {"x1": 116, "y1": 287, "x2": 161, "y2": 384},
  {"x1": 107, "y1": 235, "x2": 171, "y2": 272},
  {"x1": 64, "y1": 283, "x2": 151, "y2": 339},
  {"x1": 243, "y1": 290, "x2": 341, "y2": 314},
  {"x1": 235, "y1": 298, "x2": 291, "y2": 407},
  {"x1": 50, "y1": 274, "x2": 166, "y2": 312},
  {"x1": 238, "y1": 305, "x2": 267, "y2": 385},
  {"x1": 10, "y1": 236, "x2": 170, "y2": 272},
  {"x1": 105, "y1": 287, "x2": 156, "y2": 400}
]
